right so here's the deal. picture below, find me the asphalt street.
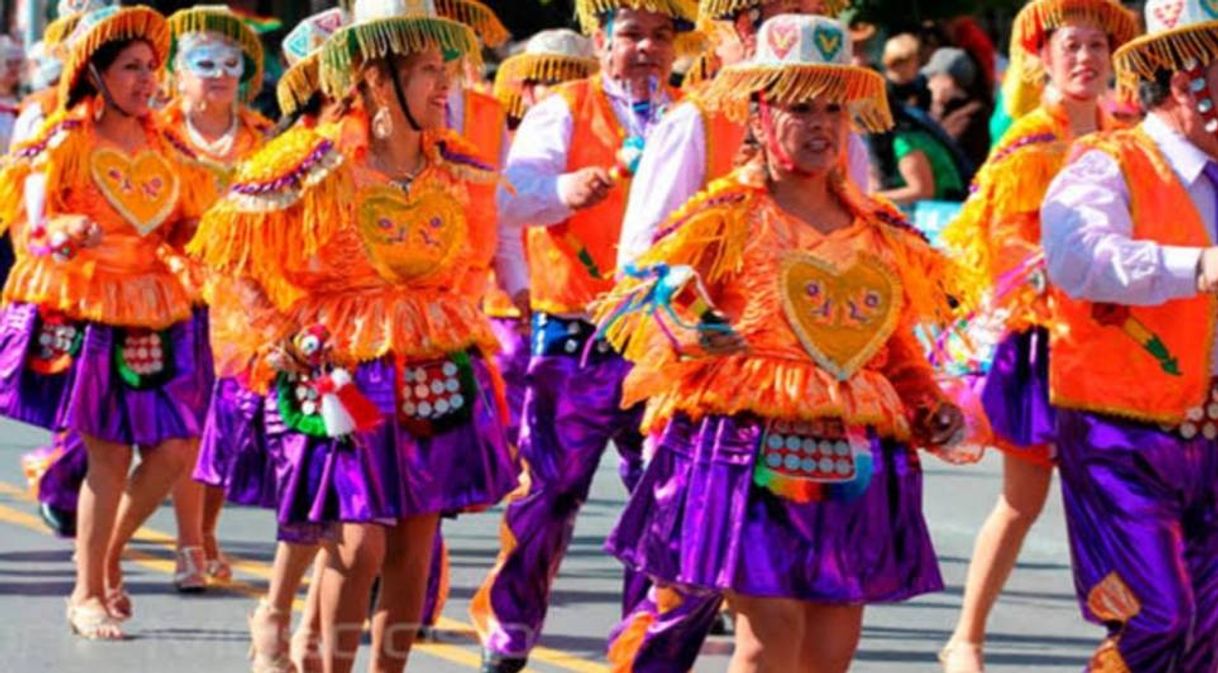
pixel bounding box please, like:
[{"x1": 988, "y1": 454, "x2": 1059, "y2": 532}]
[{"x1": 0, "y1": 417, "x2": 1100, "y2": 672}]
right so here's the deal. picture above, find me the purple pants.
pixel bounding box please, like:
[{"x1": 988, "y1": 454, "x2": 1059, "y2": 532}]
[
  {"x1": 490, "y1": 317, "x2": 529, "y2": 445},
  {"x1": 24, "y1": 431, "x2": 86, "y2": 513},
  {"x1": 1058, "y1": 409, "x2": 1218, "y2": 672},
  {"x1": 474, "y1": 350, "x2": 652, "y2": 657}
]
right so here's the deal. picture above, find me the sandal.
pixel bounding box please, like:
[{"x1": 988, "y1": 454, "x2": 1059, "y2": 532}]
[
  {"x1": 174, "y1": 546, "x2": 208, "y2": 593},
  {"x1": 290, "y1": 626, "x2": 322, "y2": 673},
  {"x1": 67, "y1": 598, "x2": 126, "y2": 640},
  {"x1": 939, "y1": 641, "x2": 985, "y2": 673},
  {"x1": 248, "y1": 599, "x2": 294, "y2": 673},
  {"x1": 105, "y1": 583, "x2": 133, "y2": 622},
  {"x1": 206, "y1": 555, "x2": 233, "y2": 584}
]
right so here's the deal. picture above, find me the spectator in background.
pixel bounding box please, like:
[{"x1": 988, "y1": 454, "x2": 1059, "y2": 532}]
[
  {"x1": 923, "y1": 46, "x2": 992, "y2": 167},
  {"x1": 883, "y1": 33, "x2": 929, "y2": 109},
  {"x1": 0, "y1": 35, "x2": 23, "y2": 153},
  {"x1": 871, "y1": 82, "x2": 972, "y2": 208}
]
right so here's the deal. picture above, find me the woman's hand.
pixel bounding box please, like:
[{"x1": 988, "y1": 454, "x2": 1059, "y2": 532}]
[{"x1": 915, "y1": 401, "x2": 966, "y2": 447}]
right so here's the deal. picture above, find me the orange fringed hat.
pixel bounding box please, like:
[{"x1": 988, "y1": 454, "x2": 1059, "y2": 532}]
[
  {"x1": 435, "y1": 0, "x2": 511, "y2": 48},
  {"x1": 704, "y1": 13, "x2": 891, "y2": 132},
  {"x1": 58, "y1": 5, "x2": 170, "y2": 111},
  {"x1": 493, "y1": 29, "x2": 598, "y2": 121},
  {"x1": 575, "y1": 0, "x2": 699, "y2": 35},
  {"x1": 1114, "y1": 0, "x2": 1218, "y2": 99},
  {"x1": 166, "y1": 5, "x2": 266, "y2": 102}
]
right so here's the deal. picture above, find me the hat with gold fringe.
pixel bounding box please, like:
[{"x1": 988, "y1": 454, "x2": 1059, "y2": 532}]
[
  {"x1": 59, "y1": 5, "x2": 170, "y2": 111},
  {"x1": 166, "y1": 5, "x2": 266, "y2": 102},
  {"x1": 435, "y1": 0, "x2": 510, "y2": 48},
  {"x1": 1002, "y1": 0, "x2": 1139, "y2": 117},
  {"x1": 1113, "y1": 0, "x2": 1218, "y2": 98},
  {"x1": 698, "y1": 0, "x2": 851, "y2": 22},
  {"x1": 493, "y1": 29, "x2": 598, "y2": 120},
  {"x1": 320, "y1": 0, "x2": 479, "y2": 99},
  {"x1": 704, "y1": 13, "x2": 890, "y2": 132},
  {"x1": 279, "y1": 8, "x2": 348, "y2": 116},
  {"x1": 574, "y1": 0, "x2": 698, "y2": 36}
]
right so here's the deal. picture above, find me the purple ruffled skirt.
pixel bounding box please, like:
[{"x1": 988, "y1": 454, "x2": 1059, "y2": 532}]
[
  {"x1": 267, "y1": 354, "x2": 517, "y2": 527},
  {"x1": 981, "y1": 327, "x2": 1056, "y2": 463},
  {"x1": 607, "y1": 413, "x2": 943, "y2": 603},
  {"x1": 0, "y1": 302, "x2": 211, "y2": 445},
  {"x1": 194, "y1": 376, "x2": 277, "y2": 508}
]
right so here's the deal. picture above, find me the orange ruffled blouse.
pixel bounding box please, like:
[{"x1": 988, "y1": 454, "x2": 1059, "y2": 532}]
[
  {"x1": 190, "y1": 107, "x2": 501, "y2": 381},
  {"x1": 942, "y1": 102, "x2": 1122, "y2": 330},
  {"x1": 0, "y1": 102, "x2": 216, "y2": 329},
  {"x1": 599, "y1": 168, "x2": 953, "y2": 440}
]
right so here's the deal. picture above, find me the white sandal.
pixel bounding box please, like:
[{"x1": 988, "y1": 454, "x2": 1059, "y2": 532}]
[
  {"x1": 174, "y1": 546, "x2": 208, "y2": 593},
  {"x1": 939, "y1": 641, "x2": 985, "y2": 673},
  {"x1": 67, "y1": 598, "x2": 126, "y2": 640},
  {"x1": 248, "y1": 599, "x2": 294, "y2": 673}
]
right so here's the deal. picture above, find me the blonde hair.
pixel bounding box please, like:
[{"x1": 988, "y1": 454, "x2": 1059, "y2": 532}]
[{"x1": 882, "y1": 33, "x2": 919, "y2": 69}]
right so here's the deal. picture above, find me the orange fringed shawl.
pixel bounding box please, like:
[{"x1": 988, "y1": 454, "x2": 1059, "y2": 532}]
[
  {"x1": 189, "y1": 110, "x2": 502, "y2": 375},
  {"x1": 0, "y1": 103, "x2": 217, "y2": 329},
  {"x1": 596, "y1": 167, "x2": 954, "y2": 439}
]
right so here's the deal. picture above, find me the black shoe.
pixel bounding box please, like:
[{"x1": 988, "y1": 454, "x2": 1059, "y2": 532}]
[
  {"x1": 39, "y1": 502, "x2": 76, "y2": 538},
  {"x1": 480, "y1": 650, "x2": 527, "y2": 673},
  {"x1": 416, "y1": 624, "x2": 439, "y2": 642},
  {"x1": 709, "y1": 610, "x2": 734, "y2": 636}
]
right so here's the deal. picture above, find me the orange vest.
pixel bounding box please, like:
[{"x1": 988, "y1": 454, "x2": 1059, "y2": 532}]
[
  {"x1": 691, "y1": 97, "x2": 747, "y2": 184},
  {"x1": 1050, "y1": 127, "x2": 1215, "y2": 424},
  {"x1": 528, "y1": 76, "x2": 680, "y2": 314}
]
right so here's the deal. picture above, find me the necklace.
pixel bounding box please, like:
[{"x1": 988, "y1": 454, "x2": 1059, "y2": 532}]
[{"x1": 185, "y1": 108, "x2": 239, "y2": 159}]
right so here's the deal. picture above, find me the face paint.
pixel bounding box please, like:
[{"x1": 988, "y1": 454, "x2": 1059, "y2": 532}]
[{"x1": 180, "y1": 41, "x2": 244, "y2": 79}]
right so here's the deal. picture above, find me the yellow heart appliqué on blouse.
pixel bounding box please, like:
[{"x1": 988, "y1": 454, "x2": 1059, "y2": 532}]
[
  {"x1": 356, "y1": 183, "x2": 466, "y2": 284},
  {"x1": 780, "y1": 251, "x2": 902, "y2": 381},
  {"x1": 90, "y1": 148, "x2": 179, "y2": 236}
]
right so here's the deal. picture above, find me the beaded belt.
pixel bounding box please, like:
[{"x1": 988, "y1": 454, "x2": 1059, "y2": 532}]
[
  {"x1": 396, "y1": 351, "x2": 478, "y2": 437},
  {"x1": 28, "y1": 312, "x2": 82, "y2": 375},
  {"x1": 114, "y1": 327, "x2": 174, "y2": 389},
  {"x1": 531, "y1": 313, "x2": 616, "y2": 360},
  {"x1": 753, "y1": 418, "x2": 875, "y2": 503}
]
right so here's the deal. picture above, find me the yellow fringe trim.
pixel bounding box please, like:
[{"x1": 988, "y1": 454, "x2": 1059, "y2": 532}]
[
  {"x1": 705, "y1": 64, "x2": 893, "y2": 133},
  {"x1": 44, "y1": 14, "x2": 83, "y2": 48},
  {"x1": 698, "y1": 0, "x2": 850, "y2": 21},
  {"x1": 278, "y1": 54, "x2": 321, "y2": 118},
  {"x1": 0, "y1": 158, "x2": 31, "y2": 238},
  {"x1": 493, "y1": 52, "x2": 599, "y2": 121},
  {"x1": 941, "y1": 109, "x2": 1067, "y2": 312},
  {"x1": 166, "y1": 6, "x2": 265, "y2": 101},
  {"x1": 1114, "y1": 24, "x2": 1218, "y2": 98},
  {"x1": 320, "y1": 17, "x2": 480, "y2": 98},
  {"x1": 1011, "y1": 0, "x2": 1139, "y2": 84},
  {"x1": 575, "y1": 0, "x2": 698, "y2": 35},
  {"x1": 59, "y1": 7, "x2": 171, "y2": 115},
  {"x1": 435, "y1": 0, "x2": 511, "y2": 48}
]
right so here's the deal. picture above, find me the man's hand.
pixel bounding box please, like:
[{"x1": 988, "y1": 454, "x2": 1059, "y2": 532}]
[
  {"x1": 559, "y1": 167, "x2": 613, "y2": 211},
  {"x1": 1198, "y1": 247, "x2": 1218, "y2": 293},
  {"x1": 61, "y1": 215, "x2": 102, "y2": 249},
  {"x1": 916, "y1": 401, "x2": 966, "y2": 447}
]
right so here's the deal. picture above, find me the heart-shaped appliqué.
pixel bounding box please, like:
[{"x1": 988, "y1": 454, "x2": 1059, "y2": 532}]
[
  {"x1": 1153, "y1": 0, "x2": 1186, "y2": 28},
  {"x1": 767, "y1": 18, "x2": 800, "y2": 60},
  {"x1": 812, "y1": 23, "x2": 844, "y2": 63},
  {"x1": 90, "y1": 148, "x2": 180, "y2": 236},
  {"x1": 780, "y1": 252, "x2": 902, "y2": 381},
  {"x1": 356, "y1": 183, "x2": 466, "y2": 283}
]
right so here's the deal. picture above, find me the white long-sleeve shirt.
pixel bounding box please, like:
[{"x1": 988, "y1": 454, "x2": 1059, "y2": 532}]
[
  {"x1": 1041, "y1": 112, "x2": 1218, "y2": 371},
  {"x1": 615, "y1": 100, "x2": 873, "y2": 269},
  {"x1": 495, "y1": 75, "x2": 677, "y2": 296}
]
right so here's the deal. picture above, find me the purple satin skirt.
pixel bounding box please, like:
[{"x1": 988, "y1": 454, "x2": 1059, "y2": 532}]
[
  {"x1": 25, "y1": 431, "x2": 86, "y2": 513},
  {"x1": 607, "y1": 413, "x2": 943, "y2": 602},
  {"x1": 194, "y1": 377, "x2": 277, "y2": 509},
  {"x1": 268, "y1": 354, "x2": 516, "y2": 527},
  {"x1": 490, "y1": 317, "x2": 529, "y2": 443},
  {"x1": 0, "y1": 302, "x2": 211, "y2": 445},
  {"x1": 981, "y1": 328, "x2": 1056, "y2": 462},
  {"x1": 1058, "y1": 409, "x2": 1218, "y2": 672}
]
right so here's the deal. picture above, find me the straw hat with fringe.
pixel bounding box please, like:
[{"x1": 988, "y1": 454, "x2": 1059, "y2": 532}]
[
  {"x1": 320, "y1": 0, "x2": 479, "y2": 99},
  {"x1": 435, "y1": 0, "x2": 511, "y2": 48},
  {"x1": 1002, "y1": 0, "x2": 1139, "y2": 118},
  {"x1": 493, "y1": 29, "x2": 598, "y2": 120},
  {"x1": 58, "y1": 5, "x2": 170, "y2": 111},
  {"x1": 698, "y1": 0, "x2": 851, "y2": 22},
  {"x1": 166, "y1": 5, "x2": 266, "y2": 102},
  {"x1": 1113, "y1": 0, "x2": 1218, "y2": 99},
  {"x1": 574, "y1": 0, "x2": 699, "y2": 35},
  {"x1": 703, "y1": 13, "x2": 891, "y2": 132},
  {"x1": 278, "y1": 8, "x2": 348, "y2": 117}
]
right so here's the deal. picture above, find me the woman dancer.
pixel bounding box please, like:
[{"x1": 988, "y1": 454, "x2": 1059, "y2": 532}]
[
  {"x1": 0, "y1": 5, "x2": 215, "y2": 639},
  {"x1": 190, "y1": 1, "x2": 517, "y2": 670},
  {"x1": 595, "y1": 15, "x2": 964, "y2": 672},
  {"x1": 938, "y1": 3, "x2": 1138, "y2": 670}
]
